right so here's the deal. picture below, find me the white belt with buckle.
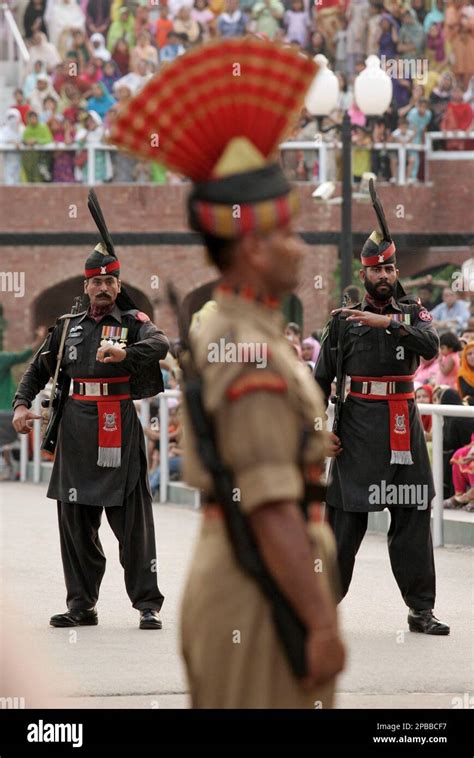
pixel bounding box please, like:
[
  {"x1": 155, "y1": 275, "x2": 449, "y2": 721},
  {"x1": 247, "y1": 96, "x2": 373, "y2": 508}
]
[{"x1": 79, "y1": 382, "x2": 109, "y2": 396}]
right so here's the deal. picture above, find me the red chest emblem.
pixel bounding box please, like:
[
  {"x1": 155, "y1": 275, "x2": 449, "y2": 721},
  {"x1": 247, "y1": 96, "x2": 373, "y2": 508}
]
[{"x1": 418, "y1": 309, "x2": 433, "y2": 322}]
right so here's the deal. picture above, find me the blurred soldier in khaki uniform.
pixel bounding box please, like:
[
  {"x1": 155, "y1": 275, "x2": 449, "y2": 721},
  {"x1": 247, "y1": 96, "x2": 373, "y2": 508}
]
[{"x1": 111, "y1": 37, "x2": 345, "y2": 708}]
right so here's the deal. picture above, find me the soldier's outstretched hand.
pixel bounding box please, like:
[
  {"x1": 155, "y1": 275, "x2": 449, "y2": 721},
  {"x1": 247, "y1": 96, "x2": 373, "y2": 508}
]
[
  {"x1": 331, "y1": 308, "x2": 391, "y2": 329},
  {"x1": 12, "y1": 406, "x2": 42, "y2": 434}
]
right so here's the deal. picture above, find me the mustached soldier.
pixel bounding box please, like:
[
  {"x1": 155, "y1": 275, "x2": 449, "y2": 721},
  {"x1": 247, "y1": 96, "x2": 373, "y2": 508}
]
[
  {"x1": 315, "y1": 181, "x2": 449, "y2": 636},
  {"x1": 12, "y1": 192, "x2": 168, "y2": 630},
  {"x1": 111, "y1": 38, "x2": 346, "y2": 708}
]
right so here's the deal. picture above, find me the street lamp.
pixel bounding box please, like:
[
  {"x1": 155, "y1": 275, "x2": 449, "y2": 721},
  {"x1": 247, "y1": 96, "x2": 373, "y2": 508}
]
[{"x1": 306, "y1": 55, "x2": 393, "y2": 301}]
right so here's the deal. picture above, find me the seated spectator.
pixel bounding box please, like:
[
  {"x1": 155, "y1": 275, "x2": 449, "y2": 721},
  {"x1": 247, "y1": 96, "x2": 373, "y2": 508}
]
[
  {"x1": 0, "y1": 109, "x2": 24, "y2": 185},
  {"x1": 66, "y1": 29, "x2": 91, "y2": 73},
  {"x1": 414, "y1": 354, "x2": 438, "y2": 388},
  {"x1": 173, "y1": 5, "x2": 202, "y2": 45},
  {"x1": 11, "y1": 89, "x2": 32, "y2": 125},
  {"x1": 58, "y1": 83, "x2": 86, "y2": 123},
  {"x1": 283, "y1": 0, "x2": 312, "y2": 49},
  {"x1": 134, "y1": 3, "x2": 154, "y2": 39},
  {"x1": 75, "y1": 110, "x2": 113, "y2": 183},
  {"x1": 159, "y1": 31, "x2": 186, "y2": 64},
  {"x1": 370, "y1": 117, "x2": 391, "y2": 181},
  {"x1": 26, "y1": 30, "x2": 62, "y2": 73},
  {"x1": 441, "y1": 86, "x2": 474, "y2": 150},
  {"x1": 424, "y1": 0, "x2": 444, "y2": 34},
  {"x1": 111, "y1": 37, "x2": 130, "y2": 75},
  {"x1": 107, "y1": 5, "x2": 136, "y2": 51},
  {"x1": 87, "y1": 81, "x2": 116, "y2": 119},
  {"x1": 301, "y1": 336, "x2": 320, "y2": 372},
  {"x1": 130, "y1": 30, "x2": 159, "y2": 72},
  {"x1": 39, "y1": 94, "x2": 60, "y2": 123},
  {"x1": 407, "y1": 98, "x2": 432, "y2": 182},
  {"x1": 114, "y1": 58, "x2": 152, "y2": 93},
  {"x1": 445, "y1": 0, "x2": 474, "y2": 90},
  {"x1": 21, "y1": 110, "x2": 53, "y2": 182},
  {"x1": 437, "y1": 387, "x2": 474, "y2": 499},
  {"x1": 307, "y1": 30, "x2": 328, "y2": 57},
  {"x1": 23, "y1": 59, "x2": 47, "y2": 100},
  {"x1": 75, "y1": 60, "x2": 104, "y2": 96},
  {"x1": 415, "y1": 384, "x2": 433, "y2": 442},
  {"x1": 45, "y1": 0, "x2": 86, "y2": 56},
  {"x1": 431, "y1": 288, "x2": 470, "y2": 335},
  {"x1": 351, "y1": 127, "x2": 372, "y2": 184},
  {"x1": 389, "y1": 116, "x2": 415, "y2": 184},
  {"x1": 155, "y1": 4, "x2": 174, "y2": 49},
  {"x1": 426, "y1": 21, "x2": 446, "y2": 72},
  {"x1": 457, "y1": 340, "x2": 474, "y2": 405},
  {"x1": 101, "y1": 60, "x2": 121, "y2": 93},
  {"x1": 217, "y1": 0, "x2": 248, "y2": 38},
  {"x1": 397, "y1": 7, "x2": 425, "y2": 60},
  {"x1": 428, "y1": 71, "x2": 454, "y2": 131},
  {"x1": 113, "y1": 83, "x2": 133, "y2": 108},
  {"x1": 191, "y1": 0, "x2": 215, "y2": 41},
  {"x1": 444, "y1": 433, "x2": 474, "y2": 511},
  {"x1": 250, "y1": 0, "x2": 285, "y2": 39},
  {"x1": 23, "y1": 0, "x2": 48, "y2": 40},
  {"x1": 434, "y1": 331, "x2": 462, "y2": 389},
  {"x1": 49, "y1": 115, "x2": 76, "y2": 182},
  {"x1": 29, "y1": 74, "x2": 59, "y2": 119},
  {"x1": 89, "y1": 32, "x2": 111, "y2": 62},
  {"x1": 85, "y1": 0, "x2": 112, "y2": 38}
]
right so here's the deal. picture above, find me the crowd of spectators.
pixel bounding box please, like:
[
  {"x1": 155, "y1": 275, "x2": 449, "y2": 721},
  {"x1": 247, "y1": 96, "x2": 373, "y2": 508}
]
[{"x1": 0, "y1": 0, "x2": 473, "y2": 184}]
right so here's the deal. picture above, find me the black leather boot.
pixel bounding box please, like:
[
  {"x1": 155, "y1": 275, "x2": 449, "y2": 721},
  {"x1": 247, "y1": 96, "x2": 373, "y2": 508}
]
[
  {"x1": 408, "y1": 609, "x2": 450, "y2": 635},
  {"x1": 50, "y1": 609, "x2": 98, "y2": 627},
  {"x1": 139, "y1": 609, "x2": 162, "y2": 629}
]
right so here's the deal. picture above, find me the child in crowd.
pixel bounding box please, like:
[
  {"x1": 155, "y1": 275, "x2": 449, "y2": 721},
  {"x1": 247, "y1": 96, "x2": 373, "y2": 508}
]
[
  {"x1": 389, "y1": 116, "x2": 415, "y2": 183},
  {"x1": 434, "y1": 332, "x2": 462, "y2": 389}
]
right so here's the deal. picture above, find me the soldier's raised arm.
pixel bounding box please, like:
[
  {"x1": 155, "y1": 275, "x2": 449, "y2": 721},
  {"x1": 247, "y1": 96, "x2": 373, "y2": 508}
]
[{"x1": 386, "y1": 303, "x2": 439, "y2": 359}]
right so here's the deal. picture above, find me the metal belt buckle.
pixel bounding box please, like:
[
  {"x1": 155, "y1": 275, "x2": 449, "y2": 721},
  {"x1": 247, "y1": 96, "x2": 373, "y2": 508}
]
[
  {"x1": 85, "y1": 382, "x2": 101, "y2": 396},
  {"x1": 370, "y1": 381, "x2": 387, "y2": 396}
]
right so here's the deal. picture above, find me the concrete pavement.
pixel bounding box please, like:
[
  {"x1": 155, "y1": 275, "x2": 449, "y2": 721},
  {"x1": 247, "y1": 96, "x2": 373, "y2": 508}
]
[{"x1": 0, "y1": 482, "x2": 472, "y2": 709}]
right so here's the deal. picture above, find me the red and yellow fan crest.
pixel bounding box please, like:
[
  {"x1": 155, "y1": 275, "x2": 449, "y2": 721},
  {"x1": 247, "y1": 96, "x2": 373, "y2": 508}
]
[{"x1": 109, "y1": 38, "x2": 318, "y2": 182}]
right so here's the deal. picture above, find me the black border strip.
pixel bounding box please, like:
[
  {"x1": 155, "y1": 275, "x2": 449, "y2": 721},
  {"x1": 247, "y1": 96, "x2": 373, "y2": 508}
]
[{"x1": 0, "y1": 232, "x2": 472, "y2": 246}]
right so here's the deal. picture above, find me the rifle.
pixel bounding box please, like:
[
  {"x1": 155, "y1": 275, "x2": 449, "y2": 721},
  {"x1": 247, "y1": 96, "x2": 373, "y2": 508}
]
[
  {"x1": 41, "y1": 296, "x2": 83, "y2": 454},
  {"x1": 167, "y1": 283, "x2": 308, "y2": 678},
  {"x1": 331, "y1": 313, "x2": 347, "y2": 437}
]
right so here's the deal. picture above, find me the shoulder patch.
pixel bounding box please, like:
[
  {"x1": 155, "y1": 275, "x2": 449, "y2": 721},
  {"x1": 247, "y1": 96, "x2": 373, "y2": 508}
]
[
  {"x1": 418, "y1": 309, "x2": 433, "y2": 322},
  {"x1": 135, "y1": 311, "x2": 150, "y2": 322},
  {"x1": 226, "y1": 370, "x2": 288, "y2": 402}
]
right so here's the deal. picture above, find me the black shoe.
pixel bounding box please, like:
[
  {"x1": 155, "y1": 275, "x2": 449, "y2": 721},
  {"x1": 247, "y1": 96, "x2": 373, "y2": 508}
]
[
  {"x1": 139, "y1": 609, "x2": 162, "y2": 630},
  {"x1": 408, "y1": 609, "x2": 450, "y2": 635},
  {"x1": 50, "y1": 609, "x2": 98, "y2": 628}
]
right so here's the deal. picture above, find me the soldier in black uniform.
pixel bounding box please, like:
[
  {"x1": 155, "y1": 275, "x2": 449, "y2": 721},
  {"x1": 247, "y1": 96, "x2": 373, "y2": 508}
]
[
  {"x1": 315, "y1": 182, "x2": 449, "y2": 635},
  {"x1": 12, "y1": 194, "x2": 168, "y2": 630}
]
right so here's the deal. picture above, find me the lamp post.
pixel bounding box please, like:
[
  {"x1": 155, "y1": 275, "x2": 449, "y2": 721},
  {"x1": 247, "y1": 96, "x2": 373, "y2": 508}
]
[{"x1": 306, "y1": 55, "x2": 393, "y2": 301}]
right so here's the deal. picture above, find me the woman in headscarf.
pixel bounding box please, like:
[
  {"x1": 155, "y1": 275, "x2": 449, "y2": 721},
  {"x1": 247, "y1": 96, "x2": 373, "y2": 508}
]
[
  {"x1": 101, "y1": 59, "x2": 121, "y2": 93},
  {"x1": 86, "y1": 81, "x2": 116, "y2": 119},
  {"x1": 426, "y1": 20, "x2": 446, "y2": 71},
  {"x1": 424, "y1": 0, "x2": 445, "y2": 33},
  {"x1": 58, "y1": 83, "x2": 86, "y2": 123},
  {"x1": 26, "y1": 30, "x2": 62, "y2": 73},
  {"x1": 23, "y1": 0, "x2": 47, "y2": 39},
  {"x1": 44, "y1": 0, "x2": 86, "y2": 51},
  {"x1": 0, "y1": 109, "x2": 24, "y2": 185},
  {"x1": 89, "y1": 32, "x2": 111, "y2": 62},
  {"x1": 75, "y1": 110, "x2": 113, "y2": 183},
  {"x1": 397, "y1": 7, "x2": 425, "y2": 59},
  {"x1": 107, "y1": 6, "x2": 136, "y2": 52},
  {"x1": 111, "y1": 38, "x2": 130, "y2": 75},
  {"x1": 457, "y1": 340, "x2": 474, "y2": 404},
  {"x1": 378, "y1": 13, "x2": 398, "y2": 58},
  {"x1": 21, "y1": 110, "x2": 53, "y2": 183},
  {"x1": 85, "y1": 0, "x2": 112, "y2": 37},
  {"x1": 49, "y1": 114, "x2": 76, "y2": 182},
  {"x1": 301, "y1": 336, "x2": 321, "y2": 372},
  {"x1": 29, "y1": 73, "x2": 59, "y2": 116}
]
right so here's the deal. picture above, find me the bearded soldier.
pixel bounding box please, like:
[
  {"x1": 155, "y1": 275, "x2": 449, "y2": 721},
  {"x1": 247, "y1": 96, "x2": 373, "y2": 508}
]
[
  {"x1": 315, "y1": 181, "x2": 449, "y2": 636},
  {"x1": 12, "y1": 191, "x2": 168, "y2": 630}
]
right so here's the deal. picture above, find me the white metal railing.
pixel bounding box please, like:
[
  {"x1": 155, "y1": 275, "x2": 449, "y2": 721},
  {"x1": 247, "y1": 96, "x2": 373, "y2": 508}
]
[
  {"x1": 1, "y1": 4, "x2": 30, "y2": 86},
  {"x1": 1, "y1": 131, "x2": 473, "y2": 186},
  {"x1": 417, "y1": 403, "x2": 473, "y2": 547},
  {"x1": 15, "y1": 394, "x2": 473, "y2": 547}
]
